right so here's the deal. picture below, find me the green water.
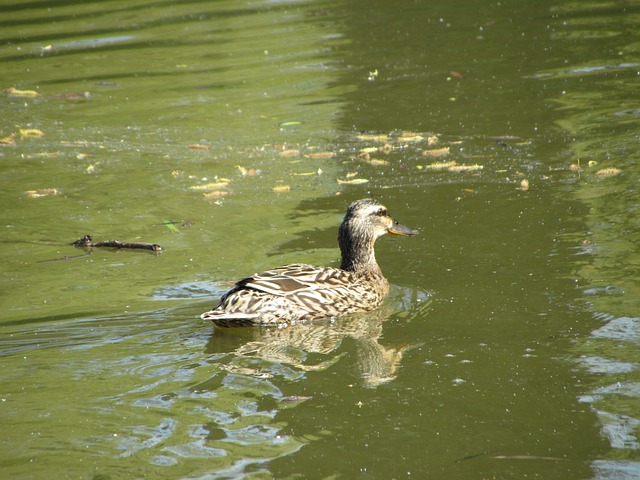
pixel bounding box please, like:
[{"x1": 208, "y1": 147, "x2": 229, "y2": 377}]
[{"x1": 1, "y1": 0, "x2": 639, "y2": 478}]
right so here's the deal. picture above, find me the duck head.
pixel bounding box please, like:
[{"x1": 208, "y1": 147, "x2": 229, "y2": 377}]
[{"x1": 339, "y1": 198, "x2": 417, "y2": 273}]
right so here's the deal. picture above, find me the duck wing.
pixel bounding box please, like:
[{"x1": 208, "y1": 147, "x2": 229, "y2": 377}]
[{"x1": 234, "y1": 263, "x2": 355, "y2": 296}]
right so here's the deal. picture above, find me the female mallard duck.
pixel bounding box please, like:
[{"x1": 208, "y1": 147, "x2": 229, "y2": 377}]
[{"x1": 201, "y1": 198, "x2": 417, "y2": 327}]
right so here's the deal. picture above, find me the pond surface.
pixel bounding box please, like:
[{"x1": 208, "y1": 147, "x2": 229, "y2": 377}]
[{"x1": 1, "y1": 0, "x2": 639, "y2": 478}]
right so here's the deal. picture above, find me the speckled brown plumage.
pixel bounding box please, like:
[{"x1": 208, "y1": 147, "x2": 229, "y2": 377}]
[{"x1": 200, "y1": 198, "x2": 417, "y2": 327}]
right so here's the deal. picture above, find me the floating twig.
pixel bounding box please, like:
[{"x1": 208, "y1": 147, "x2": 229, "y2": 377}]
[{"x1": 72, "y1": 235, "x2": 163, "y2": 252}]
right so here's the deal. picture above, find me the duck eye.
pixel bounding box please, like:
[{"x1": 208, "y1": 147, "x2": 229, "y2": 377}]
[{"x1": 376, "y1": 208, "x2": 387, "y2": 216}]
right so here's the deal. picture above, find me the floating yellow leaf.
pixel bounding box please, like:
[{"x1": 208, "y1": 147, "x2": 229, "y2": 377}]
[
  {"x1": 379, "y1": 143, "x2": 394, "y2": 154},
  {"x1": 357, "y1": 133, "x2": 388, "y2": 143},
  {"x1": 279, "y1": 121, "x2": 302, "y2": 127},
  {"x1": 203, "y1": 190, "x2": 229, "y2": 198},
  {"x1": 421, "y1": 147, "x2": 450, "y2": 157},
  {"x1": 369, "y1": 158, "x2": 389, "y2": 166},
  {"x1": 357, "y1": 151, "x2": 371, "y2": 162},
  {"x1": 426, "y1": 135, "x2": 439, "y2": 146},
  {"x1": 448, "y1": 164, "x2": 483, "y2": 172},
  {"x1": 595, "y1": 168, "x2": 621, "y2": 177},
  {"x1": 398, "y1": 132, "x2": 424, "y2": 143},
  {"x1": 25, "y1": 188, "x2": 60, "y2": 198},
  {"x1": 422, "y1": 161, "x2": 457, "y2": 170},
  {"x1": 29, "y1": 151, "x2": 61, "y2": 158},
  {"x1": 360, "y1": 147, "x2": 379, "y2": 153},
  {"x1": 279, "y1": 149, "x2": 300, "y2": 157},
  {"x1": 20, "y1": 128, "x2": 44, "y2": 138},
  {"x1": 273, "y1": 185, "x2": 291, "y2": 193},
  {"x1": 519, "y1": 179, "x2": 530, "y2": 191},
  {"x1": 357, "y1": 152, "x2": 388, "y2": 166},
  {"x1": 337, "y1": 178, "x2": 369, "y2": 185},
  {"x1": 5, "y1": 87, "x2": 38, "y2": 97},
  {"x1": 236, "y1": 165, "x2": 261, "y2": 176},
  {"x1": 188, "y1": 144, "x2": 211, "y2": 150},
  {"x1": 0, "y1": 133, "x2": 16, "y2": 145},
  {"x1": 189, "y1": 180, "x2": 230, "y2": 191},
  {"x1": 307, "y1": 151, "x2": 336, "y2": 159}
]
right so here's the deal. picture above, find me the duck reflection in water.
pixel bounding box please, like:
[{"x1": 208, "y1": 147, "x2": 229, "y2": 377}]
[
  {"x1": 205, "y1": 292, "x2": 431, "y2": 388},
  {"x1": 201, "y1": 198, "x2": 426, "y2": 387}
]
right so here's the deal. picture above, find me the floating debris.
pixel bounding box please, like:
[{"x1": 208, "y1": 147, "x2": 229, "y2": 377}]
[
  {"x1": 26, "y1": 151, "x2": 61, "y2": 159},
  {"x1": 489, "y1": 135, "x2": 521, "y2": 141},
  {"x1": 421, "y1": 147, "x2": 450, "y2": 157},
  {"x1": 281, "y1": 395, "x2": 313, "y2": 403},
  {"x1": 187, "y1": 144, "x2": 211, "y2": 150},
  {"x1": 595, "y1": 168, "x2": 621, "y2": 177},
  {"x1": 162, "y1": 221, "x2": 193, "y2": 232},
  {"x1": 426, "y1": 135, "x2": 439, "y2": 146},
  {"x1": 86, "y1": 163, "x2": 99, "y2": 174},
  {"x1": 4, "y1": 87, "x2": 38, "y2": 97},
  {"x1": 337, "y1": 178, "x2": 369, "y2": 185},
  {"x1": 420, "y1": 161, "x2": 457, "y2": 171},
  {"x1": 189, "y1": 180, "x2": 230, "y2": 191},
  {"x1": 163, "y1": 221, "x2": 181, "y2": 234},
  {"x1": 356, "y1": 152, "x2": 388, "y2": 166},
  {"x1": 357, "y1": 133, "x2": 388, "y2": 143},
  {"x1": 273, "y1": 185, "x2": 291, "y2": 193},
  {"x1": 519, "y1": 179, "x2": 530, "y2": 191},
  {"x1": 279, "y1": 149, "x2": 300, "y2": 157},
  {"x1": 20, "y1": 128, "x2": 45, "y2": 138},
  {"x1": 492, "y1": 455, "x2": 568, "y2": 462},
  {"x1": 307, "y1": 151, "x2": 336, "y2": 159},
  {"x1": 448, "y1": 164, "x2": 483, "y2": 173},
  {"x1": 398, "y1": 132, "x2": 424, "y2": 143},
  {"x1": 379, "y1": 143, "x2": 394, "y2": 154},
  {"x1": 279, "y1": 121, "x2": 302, "y2": 127},
  {"x1": 0, "y1": 133, "x2": 16, "y2": 145},
  {"x1": 203, "y1": 190, "x2": 229, "y2": 199},
  {"x1": 25, "y1": 188, "x2": 60, "y2": 198},
  {"x1": 418, "y1": 161, "x2": 483, "y2": 173},
  {"x1": 236, "y1": 165, "x2": 261, "y2": 176},
  {"x1": 52, "y1": 91, "x2": 91, "y2": 100},
  {"x1": 72, "y1": 235, "x2": 162, "y2": 252}
]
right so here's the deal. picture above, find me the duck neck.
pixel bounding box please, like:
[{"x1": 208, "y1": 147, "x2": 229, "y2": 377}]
[{"x1": 339, "y1": 223, "x2": 382, "y2": 276}]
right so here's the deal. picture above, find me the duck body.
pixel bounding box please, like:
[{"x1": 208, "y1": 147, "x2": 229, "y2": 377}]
[{"x1": 201, "y1": 198, "x2": 417, "y2": 327}]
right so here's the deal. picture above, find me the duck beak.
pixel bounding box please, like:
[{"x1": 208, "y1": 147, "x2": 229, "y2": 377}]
[{"x1": 388, "y1": 219, "x2": 418, "y2": 236}]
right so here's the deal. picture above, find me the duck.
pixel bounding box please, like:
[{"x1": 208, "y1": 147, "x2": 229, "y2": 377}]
[{"x1": 201, "y1": 198, "x2": 417, "y2": 327}]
